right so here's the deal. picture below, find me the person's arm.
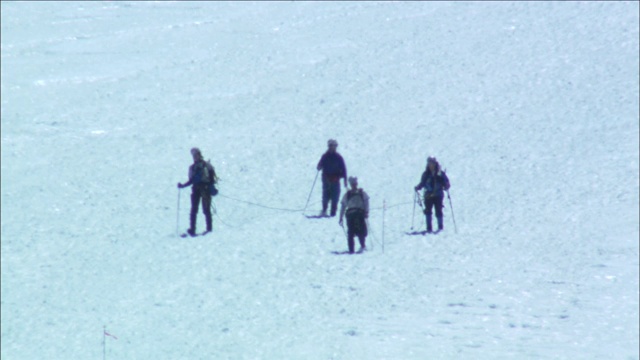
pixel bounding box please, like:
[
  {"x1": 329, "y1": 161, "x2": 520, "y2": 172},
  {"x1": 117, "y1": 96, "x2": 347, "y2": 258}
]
[
  {"x1": 442, "y1": 172, "x2": 450, "y2": 190},
  {"x1": 317, "y1": 153, "x2": 325, "y2": 171},
  {"x1": 341, "y1": 156, "x2": 348, "y2": 187},
  {"x1": 178, "y1": 165, "x2": 194, "y2": 188},
  {"x1": 414, "y1": 172, "x2": 426, "y2": 191},
  {"x1": 179, "y1": 178, "x2": 193, "y2": 188}
]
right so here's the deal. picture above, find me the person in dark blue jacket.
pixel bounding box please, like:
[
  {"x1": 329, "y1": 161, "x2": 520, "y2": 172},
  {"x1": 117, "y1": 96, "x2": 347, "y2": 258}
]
[
  {"x1": 415, "y1": 156, "x2": 450, "y2": 232},
  {"x1": 316, "y1": 139, "x2": 347, "y2": 217}
]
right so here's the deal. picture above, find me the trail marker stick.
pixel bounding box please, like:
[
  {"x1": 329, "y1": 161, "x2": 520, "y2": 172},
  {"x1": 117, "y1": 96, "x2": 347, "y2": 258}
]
[{"x1": 382, "y1": 200, "x2": 386, "y2": 253}]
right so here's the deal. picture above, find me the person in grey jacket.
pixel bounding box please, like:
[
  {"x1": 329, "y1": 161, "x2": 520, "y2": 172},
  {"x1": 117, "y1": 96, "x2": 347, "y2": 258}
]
[{"x1": 339, "y1": 176, "x2": 370, "y2": 253}]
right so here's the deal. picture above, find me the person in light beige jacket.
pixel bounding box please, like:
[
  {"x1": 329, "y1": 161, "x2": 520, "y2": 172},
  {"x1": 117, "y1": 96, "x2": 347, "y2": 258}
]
[{"x1": 339, "y1": 176, "x2": 369, "y2": 254}]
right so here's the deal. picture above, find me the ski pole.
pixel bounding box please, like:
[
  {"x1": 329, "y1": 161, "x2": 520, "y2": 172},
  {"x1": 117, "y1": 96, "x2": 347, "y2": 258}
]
[
  {"x1": 411, "y1": 191, "x2": 417, "y2": 230},
  {"x1": 416, "y1": 190, "x2": 424, "y2": 209},
  {"x1": 415, "y1": 191, "x2": 426, "y2": 232},
  {"x1": 209, "y1": 200, "x2": 216, "y2": 231},
  {"x1": 446, "y1": 190, "x2": 458, "y2": 234},
  {"x1": 176, "y1": 188, "x2": 181, "y2": 236},
  {"x1": 303, "y1": 170, "x2": 320, "y2": 215},
  {"x1": 340, "y1": 221, "x2": 348, "y2": 247}
]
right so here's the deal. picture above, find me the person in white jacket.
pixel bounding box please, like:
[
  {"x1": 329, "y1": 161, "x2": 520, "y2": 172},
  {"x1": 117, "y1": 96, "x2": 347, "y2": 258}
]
[{"x1": 339, "y1": 176, "x2": 370, "y2": 253}]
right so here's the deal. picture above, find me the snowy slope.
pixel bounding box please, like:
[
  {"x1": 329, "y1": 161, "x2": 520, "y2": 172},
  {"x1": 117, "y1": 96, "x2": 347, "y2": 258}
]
[{"x1": 1, "y1": 2, "x2": 638, "y2": 359}]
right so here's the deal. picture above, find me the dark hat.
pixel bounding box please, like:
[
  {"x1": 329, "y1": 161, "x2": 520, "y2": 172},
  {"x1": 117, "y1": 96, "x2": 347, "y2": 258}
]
[{"x1": 191, "y1": 148, "x2": 203, "y2": 159}]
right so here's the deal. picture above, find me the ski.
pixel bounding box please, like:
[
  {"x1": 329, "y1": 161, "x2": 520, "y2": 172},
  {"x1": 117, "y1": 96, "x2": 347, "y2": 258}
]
[
  {"x1": 305, "y1": 215, "x2": 332, "y2": 219},
  {"x1": 404, "y1": 230, "x2": 441, "y2": 236},
  {"x1": 331, "y1": 248, "x2": 366, "y2": 255},
  {"x1": 180, "y1": 231, "x2": 211, "y2": 238}
]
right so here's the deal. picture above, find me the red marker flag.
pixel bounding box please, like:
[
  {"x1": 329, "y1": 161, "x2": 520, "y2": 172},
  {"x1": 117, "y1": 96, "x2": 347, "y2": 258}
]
[{"x1": 104, "y1": 330, "x2": 118, "y2": 340}]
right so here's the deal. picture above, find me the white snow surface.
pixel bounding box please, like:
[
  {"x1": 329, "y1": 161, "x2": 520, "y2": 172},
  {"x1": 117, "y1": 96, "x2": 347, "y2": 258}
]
[{"x1": 1, "y1": 2, "x2": 639, "y2": 359}]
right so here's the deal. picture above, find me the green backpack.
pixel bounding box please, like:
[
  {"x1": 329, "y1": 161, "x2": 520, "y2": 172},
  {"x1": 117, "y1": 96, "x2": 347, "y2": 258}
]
[{"x1": 205, "y1": 160, "x2": 219, "y2": 196}]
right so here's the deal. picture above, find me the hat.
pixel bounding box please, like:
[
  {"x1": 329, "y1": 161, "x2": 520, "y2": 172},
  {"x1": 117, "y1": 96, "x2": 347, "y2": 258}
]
[
  {"x1": 327, "y1": 139, "x2": 338, "y2": 147},
  {"x1": 191, "y1": 147, "x2": 202, "y2": 158},
  {"x1": 348, "y1": 176, "x2": 358, "y2": 185},
  {"x1": 427, "y1": 156, "x2": 437, "y2": 164}
]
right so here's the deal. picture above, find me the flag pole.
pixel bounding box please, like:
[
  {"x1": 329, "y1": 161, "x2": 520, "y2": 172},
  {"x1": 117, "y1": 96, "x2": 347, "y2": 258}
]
[
  {"x1": 103, "y1": 325, "x2": 106, "y2": 360},
  {"x1": 382, "y1": 200, "x2": 386, "y2": 254}
]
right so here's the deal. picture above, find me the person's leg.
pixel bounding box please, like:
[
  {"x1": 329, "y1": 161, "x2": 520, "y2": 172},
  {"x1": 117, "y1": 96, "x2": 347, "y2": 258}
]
[
  {"x1": 189, "y1": 190, "x2": 201, "y2": 235},
  {"x1": 202, "y1": 189, "x2": 212, "y2": 232},
  {"x1": 321, "y1": 179, "x2": 329, "y2": 215},
  {"x1": 358, "y1": 213, "x2": 367, "y2": 249},
  {"x1": 434, "y1": 197, "x2": 444, "y2": 231},
  {"x1": 346, "y1": 212, "x2": 357, "y2": 253},
  {"x1": 424, "y1": 197, "x2": 434, "y2": 232},
  {"x1": 330, "y1": 182, "x2": 341, "y2": 217}
]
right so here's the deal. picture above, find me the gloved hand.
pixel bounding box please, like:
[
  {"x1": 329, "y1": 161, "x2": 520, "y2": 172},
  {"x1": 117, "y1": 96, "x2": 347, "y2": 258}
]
[{"x1": 177, "y1": 183, "x2": 184, "y2": 189}]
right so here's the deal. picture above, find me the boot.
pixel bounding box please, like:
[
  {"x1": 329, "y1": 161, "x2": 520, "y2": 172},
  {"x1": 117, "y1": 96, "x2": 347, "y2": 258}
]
[
  {"x1": 426, "y1": 214, "x2": 433, "y2": 233},
  {"x1": 437, "y1": 216, "x2": 444, "y2": 231},
  {"x1": 189, "y1": 212, "x2": 197, "y2": 235}
]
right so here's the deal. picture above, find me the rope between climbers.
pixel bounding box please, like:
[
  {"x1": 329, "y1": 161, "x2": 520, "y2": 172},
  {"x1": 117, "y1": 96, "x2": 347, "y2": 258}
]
[
  {"x1": 218, "y1": 194, "x2": 305, "y2": 212},
  {"x1": 218, "y1": 194, "x2": 413, "y2": 214}
]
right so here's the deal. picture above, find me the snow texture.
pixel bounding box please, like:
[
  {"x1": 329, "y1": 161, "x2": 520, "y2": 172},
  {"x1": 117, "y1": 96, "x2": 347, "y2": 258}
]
[{"x1": 1, "y1": 2, "x2": 639, "y2": 359}]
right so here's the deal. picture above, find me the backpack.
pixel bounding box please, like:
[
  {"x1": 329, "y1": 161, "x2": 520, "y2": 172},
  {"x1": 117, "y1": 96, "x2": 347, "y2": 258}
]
[
  {"x1": 347, "y1": 189, "x2": 363, "y2": 201},
  {"x1": 206, "y1": 160, "x2": 219, "y2": 196}
]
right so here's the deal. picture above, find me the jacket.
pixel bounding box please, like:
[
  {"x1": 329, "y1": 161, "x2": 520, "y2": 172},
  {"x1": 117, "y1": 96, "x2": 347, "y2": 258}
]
[
  {"x1": 416, "y1": 168, "x2": 450, "y2": 199},
  {"x1": 317, "y1": 151, "x2": 347, "y2": 182}
]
